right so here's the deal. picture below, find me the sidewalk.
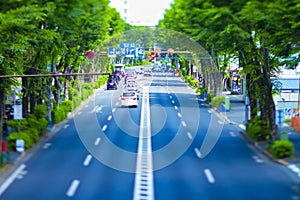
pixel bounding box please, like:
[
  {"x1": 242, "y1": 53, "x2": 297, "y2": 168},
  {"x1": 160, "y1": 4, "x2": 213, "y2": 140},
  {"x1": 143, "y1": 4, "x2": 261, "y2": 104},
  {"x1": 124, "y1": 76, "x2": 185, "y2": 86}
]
[{"x1": 219, "y1": 94, "x2": 300, "y2": 168}]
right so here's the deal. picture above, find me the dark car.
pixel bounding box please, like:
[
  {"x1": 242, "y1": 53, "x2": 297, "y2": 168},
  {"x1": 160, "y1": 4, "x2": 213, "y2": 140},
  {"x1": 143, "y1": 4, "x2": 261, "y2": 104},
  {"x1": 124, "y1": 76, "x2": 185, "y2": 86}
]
[{"x1": 106, "y1": 78, "x2": 118, "y2": 90}]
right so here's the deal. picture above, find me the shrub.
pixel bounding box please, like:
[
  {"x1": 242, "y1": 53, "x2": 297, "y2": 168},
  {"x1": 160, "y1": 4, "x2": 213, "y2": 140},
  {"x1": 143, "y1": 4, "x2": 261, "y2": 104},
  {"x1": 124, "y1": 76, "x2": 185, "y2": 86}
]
[
  {"x1": 26, "y1": 114, "x2": 48, "y2": 134},
  {"x1": 180, "y1": 68, "x2": 187, "y2": 77},
  {"x1": 34, "y1": 104, "x2": 47, "y2": 119},
  {"x1": 52, "y1": 105, "x2": 68, "y2": 124},
  {"x1": 247, "y1": 116, "x2": 270, "y2": 141},
  {"x1": 206, "y1": 90, "x2": 214, "y2": 103},
  {"x1": 8, "y1": 131, "x2": 33, "y2": 151},
  {"x1": 62, "y1": 100, "x2": 73, "y2": 112},
  {"x1": 72, "y1": 96, "x2": 82, "y2": 109},
  {"x1": 211, "y1": 96, "x2": 225, "y2": 108},
  {"x1": 271, "y1": 140, "x2": 293, "y2": 159}
]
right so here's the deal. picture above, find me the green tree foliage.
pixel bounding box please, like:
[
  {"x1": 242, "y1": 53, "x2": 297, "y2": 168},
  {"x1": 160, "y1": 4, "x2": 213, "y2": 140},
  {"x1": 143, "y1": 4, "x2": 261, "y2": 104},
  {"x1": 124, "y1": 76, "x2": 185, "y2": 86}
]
[{"x1": 160, "y1": 0, "x2": 300, "y2": 140}]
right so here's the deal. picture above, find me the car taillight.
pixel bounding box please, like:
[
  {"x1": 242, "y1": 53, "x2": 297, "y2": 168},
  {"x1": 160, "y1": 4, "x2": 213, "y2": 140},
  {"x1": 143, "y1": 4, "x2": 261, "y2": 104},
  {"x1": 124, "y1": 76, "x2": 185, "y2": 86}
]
[
  {"x1": 121, "y1": 97, "x2": 125, "y2": 100},
  {"x1": 133, "y1": 98, "x2": 137, "y2": 100}
]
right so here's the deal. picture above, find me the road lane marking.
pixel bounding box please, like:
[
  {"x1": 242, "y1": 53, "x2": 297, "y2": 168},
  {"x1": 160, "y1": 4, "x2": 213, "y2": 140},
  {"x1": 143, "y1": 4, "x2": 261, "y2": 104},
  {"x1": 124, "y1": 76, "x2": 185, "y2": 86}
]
[
  {"x1": 102, "y1": 125, "x2": 108, "y2": 132},
  {"x1": 218, "y1": 120, "x2": 223, "y2": 124},
  {"x1": 107, "y1": 115, "x2": 112, "y2": 121},
  {"x1": 115, "y1": 101, "x2": 119, "y2": 106},
  {"x1": 239, "y1": 124, "x2": 246, "y2": 130},
  {"x1": 187, "y1": 132, "x2": 193, "y2": 140},
  {"x1": 77, "y1": 111, "x2": 82, "y2": 115},
  {"x1": 112, "y1": 108, "x2": 116, "y2": 113},
  {"x1": 208, "y1": 110, "x2": 212, "y2": 113},
  {"x1": 66, "y1": 180, "x2": 80, "y2": 197},
  {"x1": 133, "y1": 86, "x2": 154, "y2": 200},
  {"x1": 43, "y1": 143, "x2": 51, "y2": 149},
  {"x1": 174, "y1": 106, "x2": 178, "y2": 110},
  {"x1": 83, "y1": 154, "x2": 93, "y2": 166},
  {"x1": 64, "y1": 124, "x2": 69, "y2": 129},
  {"x1": 169, "y1": 95, "x2": 172, "y2": 99},
  {"x1": 204, "y1": 169, "x2": 215, "y2": 183},
  {"x1": 0, "y1": 164, "x2": 26, "y2": 196},
  {"x1": 194, "y1": 148, "x2": 202, "y2": 158},
  {"x1": 229, "y1": 132, "x2": 236, "y2": 137},
  {"x1": 94, "y1": 137, "x2": 101, "y2": 146},
  {"x1": 177, "y1": 112, "x2": 182, "y2": 118},
  {"x1": 181, "y1": 121, "x2": 187, "y2": 127},
  {"x1": 172, "y1": 100, "x2": 175, "y2": 104},
  {"x1": 252, "y1": 156, "x2": 264, "y2": 163}
]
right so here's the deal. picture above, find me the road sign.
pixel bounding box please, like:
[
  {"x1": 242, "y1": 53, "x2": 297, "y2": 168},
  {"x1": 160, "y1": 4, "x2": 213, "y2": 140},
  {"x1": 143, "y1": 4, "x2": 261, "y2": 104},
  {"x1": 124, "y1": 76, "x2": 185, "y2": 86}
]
[
  {"x1": 108, "y1": 47, "x2": 117, "y2": 57},
  {"x1": 14, "y1": 104, "x2": 22, "y2": 120},
  {"x1": 120, "y1": 42, "x2": 136, "y2": 57},
  {"x1": 16, "y1": 139, "x2": 25, "y2": 152},
  {"x1": 136, "y1": 47, "x2": 144, "y2": 57}
]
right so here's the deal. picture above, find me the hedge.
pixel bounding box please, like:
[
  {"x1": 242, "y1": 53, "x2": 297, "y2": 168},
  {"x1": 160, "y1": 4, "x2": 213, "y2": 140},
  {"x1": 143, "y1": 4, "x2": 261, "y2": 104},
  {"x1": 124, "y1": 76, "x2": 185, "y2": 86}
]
[{"x1": 271, "y1": 140, "x2": 293, "y2": 159}]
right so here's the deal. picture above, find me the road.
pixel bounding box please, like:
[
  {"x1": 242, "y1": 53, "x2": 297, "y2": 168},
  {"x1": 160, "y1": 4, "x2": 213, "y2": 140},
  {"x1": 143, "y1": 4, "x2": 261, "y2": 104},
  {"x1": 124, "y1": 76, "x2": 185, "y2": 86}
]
[{"x1": 0, "y1": 68, "x2": 299, "y2": 200}]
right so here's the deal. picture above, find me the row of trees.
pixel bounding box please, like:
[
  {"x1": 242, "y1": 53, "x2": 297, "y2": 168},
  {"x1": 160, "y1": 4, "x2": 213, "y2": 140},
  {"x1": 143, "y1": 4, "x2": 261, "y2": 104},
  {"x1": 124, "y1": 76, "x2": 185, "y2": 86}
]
[
  {"x1": 159, "y1": 0, "x2": 300, "y2": 140},
  {"x1": 0, "y1": 0, "x2": 127, "y2": 154}
]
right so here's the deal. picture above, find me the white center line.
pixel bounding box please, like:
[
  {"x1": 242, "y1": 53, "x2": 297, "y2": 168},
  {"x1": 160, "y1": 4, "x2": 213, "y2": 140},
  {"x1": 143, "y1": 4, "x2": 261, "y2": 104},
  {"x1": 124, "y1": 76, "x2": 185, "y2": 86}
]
[
  {"x1": 169, "y1": 95, "x2": 173, "y2": 99},
  {"x1": 174, "y1": 106, "x2": 178, "y2": 110},
  {"x1": 102, "y1": 125, "x2": 108, "y2": 132},
  {"x1": 107, "y1": 115, "x2": 112, "y2": 121},
  {"x1": 204, "y1": 169, "x2": 215, "y2": 184},
  {"x1": 172, "y1": 100, "x2": 175, "y2": 104},
  {"x1": 94, "y1": 137, "x2": 101, "y2": 146},
  {"x1": 181, "y1": 121, "x2": 187, "y2": 127},
  {"x1": 112, "y1": 108, "x2": 116, "y2": 113},
  {"x1": 177, "y1": 112, "x2": 182, "y2": 118},
  {"x1": 83, "y1": 154, "x2": 93, "y2": 166},
  {"x1": 66, "y1": 180, "x2": 80, "y2": 197}
]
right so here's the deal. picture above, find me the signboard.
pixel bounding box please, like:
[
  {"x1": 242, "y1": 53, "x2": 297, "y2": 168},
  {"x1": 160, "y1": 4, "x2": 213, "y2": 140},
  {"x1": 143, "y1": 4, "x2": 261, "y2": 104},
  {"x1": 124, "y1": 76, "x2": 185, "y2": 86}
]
[
  {"x1": 136, "y1": 47, "x2": 144, "y2": 57},
  {"x1": 120, "y1": 42, "x2": 136, "y2": 57},
  {"x1": 14, "y1": 105, "x2": 22, "y2": 120},
  {"x1": 108, "y1": 47, "x2": 117, "y2": 57},
  {"x1": 16, "y1": 139, "x2": 25, "y2": 152}
]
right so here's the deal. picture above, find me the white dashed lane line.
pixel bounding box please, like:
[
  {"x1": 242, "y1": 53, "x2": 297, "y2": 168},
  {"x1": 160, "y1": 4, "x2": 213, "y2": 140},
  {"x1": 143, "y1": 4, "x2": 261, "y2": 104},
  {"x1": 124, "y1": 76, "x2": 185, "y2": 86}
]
[
  {"x1": 174, "y1": 106, "x2": 178, "y2": 110},
  {"x1": 177, "y1": 113, "x2": 182, "y2": 118},
  {"x1": 181, "y1": 121, "x2": 187, "y2": 127},
  {"x1": 94, "y1": 137, "x2": 101, "y2": 146},
  {"x1": 43, "y1": 143, "x2": 51, "y2": 149},
  {"x1": 66, "y1": 180, "x2": 80, "y2": 197},
  {"x1": 107, "y1": 115, "x2": 112, "y2": 121},
  {"x1": 204, "y1": 169, "x2": 215, "y2": 184},
  {"x1": 112, "y1": 108, "x2": 116, "y2": 113},
  {"x1": 83, "y1": 154, "x2": 93, "y2": 166},
  {"x1": 169, "y1": 95, "x2": 173, "y2": 99},
  {"x1": 64, "y1": 124, "x2": 69, "y2": 129},
  {"x1": 102, "y1": 125, "x2": 108, "y2": 132},
  {"x1": 187, "y1": 132, "x2": 193, "y2": 140},
  {"x1": 194, "y1": 148, "x2": 202, "y2": 158},
  {"x1": 172, "y1": 100, "x2": 175, "y2": 104},
  {"x1": 229, "y1": 132, "x2": 236, "y2": 137}
]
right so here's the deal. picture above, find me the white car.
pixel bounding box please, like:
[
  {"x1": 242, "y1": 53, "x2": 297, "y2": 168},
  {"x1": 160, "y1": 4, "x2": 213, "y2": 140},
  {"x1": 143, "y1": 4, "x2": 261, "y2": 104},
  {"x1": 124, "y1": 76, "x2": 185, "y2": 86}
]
[{"x1": 120, "y1": 91, "x2": 138, "y2": 108}]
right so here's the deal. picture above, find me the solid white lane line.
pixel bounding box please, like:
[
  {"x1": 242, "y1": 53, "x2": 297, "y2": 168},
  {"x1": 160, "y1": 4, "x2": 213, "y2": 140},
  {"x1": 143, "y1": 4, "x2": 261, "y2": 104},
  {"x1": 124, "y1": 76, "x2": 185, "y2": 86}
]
[
  {"x1": 64, "y1": 124, "x2": 69, "y2": 129},
  {"x1": 102, "y1": 125, "x2": 108, "y2": 132},
  {"x1": 204, "y1": 169, "x2": 215, "y2": 183},
  {"x1": 107, "y1": 115, "x2": 112, "y2": 121},
  {"x1": 94, "y1": 137, "x2": 101, "y2": 146},
  {"x1": 177, "y1": 112, "x2": 182, "y2": 118},
  {"x1": 112, "y1": 108, "x2": 116, "y2": 113},
  {"x1": 187, "y1": 132, "x2": 193, "y2": 140},
  {"x1": 181, "y1": 121, "x2": 187, "y2": 127},
  {"x1": 0, "y1": 164, "x2": 26, "y2": 196},
  {"x1": 83, "y1": 155, "x2": 93, "y2": 166},
  {"x1": 66, "y1": 180, "x2": 80, "y2": 197},
  {"x1": 174, "y1": 106, "x2": 178, "y2": 110},
  {"x1": 194, "y1": 148, "x2": 202, "y2": 158}
]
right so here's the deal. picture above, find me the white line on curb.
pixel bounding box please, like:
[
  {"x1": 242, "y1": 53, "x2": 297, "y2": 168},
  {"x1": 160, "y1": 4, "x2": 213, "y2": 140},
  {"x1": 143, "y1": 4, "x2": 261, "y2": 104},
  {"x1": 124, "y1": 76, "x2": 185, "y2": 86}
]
[
  {"x1": 66, "y1": 179, "x2": 80, "y2": 197},
  {"x1": 83, "y1": 155, "x2": 93, "y2": 166},
  {"x1": 204, "y1": 169, "x2": 215, "y2": 183}
]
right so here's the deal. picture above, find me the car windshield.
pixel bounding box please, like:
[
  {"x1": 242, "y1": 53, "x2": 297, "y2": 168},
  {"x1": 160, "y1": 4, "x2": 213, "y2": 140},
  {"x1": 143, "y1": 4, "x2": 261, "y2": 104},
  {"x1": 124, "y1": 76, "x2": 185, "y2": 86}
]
[{"x1": 122, "y1": 92, "x2": 136, "y2": 97}]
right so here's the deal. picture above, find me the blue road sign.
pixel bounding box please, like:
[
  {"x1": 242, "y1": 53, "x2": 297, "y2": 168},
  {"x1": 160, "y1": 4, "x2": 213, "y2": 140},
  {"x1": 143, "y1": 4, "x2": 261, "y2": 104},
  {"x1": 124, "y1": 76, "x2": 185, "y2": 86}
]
[
  {"x1": 120, "y1": 42, "x2": 136, "y2": 57},
  {"x1": 136, "y1": 47, "x2": 144, "y2": 57},
  {"x1": 108, "y1": 47, "x2": 116, "y2": 57}
]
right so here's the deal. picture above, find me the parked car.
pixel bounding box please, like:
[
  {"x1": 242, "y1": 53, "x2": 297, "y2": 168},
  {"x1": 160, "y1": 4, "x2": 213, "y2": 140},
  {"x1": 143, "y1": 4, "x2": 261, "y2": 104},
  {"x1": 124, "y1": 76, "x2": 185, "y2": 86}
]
[{"x1": 120, "y1": 91, "x2": 138, "y2": 108}]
